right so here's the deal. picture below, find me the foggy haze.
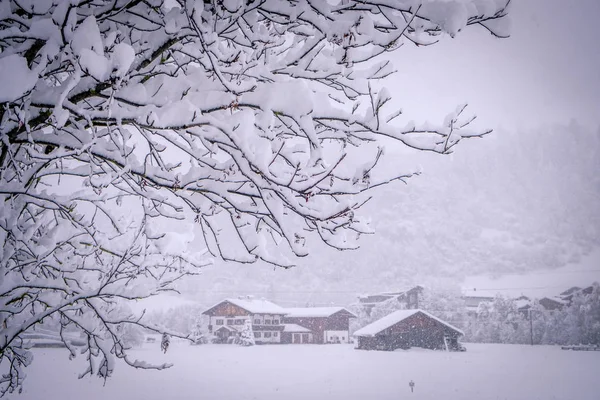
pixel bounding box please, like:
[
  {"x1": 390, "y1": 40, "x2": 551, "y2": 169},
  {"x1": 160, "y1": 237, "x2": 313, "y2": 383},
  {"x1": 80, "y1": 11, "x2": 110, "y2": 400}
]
[{"x1": 175, "y1": 0, "x2": 600, "y2": 308}]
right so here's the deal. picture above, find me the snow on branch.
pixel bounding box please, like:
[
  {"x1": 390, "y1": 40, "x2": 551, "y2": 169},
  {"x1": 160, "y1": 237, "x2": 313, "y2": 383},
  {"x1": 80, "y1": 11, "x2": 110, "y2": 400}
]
[{"x1": 0, "y1": 0, "x2": 510, "y2": 394}]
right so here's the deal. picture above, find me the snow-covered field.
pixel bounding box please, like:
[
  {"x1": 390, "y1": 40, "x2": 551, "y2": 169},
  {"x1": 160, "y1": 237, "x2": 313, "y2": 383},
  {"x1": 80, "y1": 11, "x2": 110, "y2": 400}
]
[{"x1": 18, "y1": 343, "x2": 600, "y2": 400}]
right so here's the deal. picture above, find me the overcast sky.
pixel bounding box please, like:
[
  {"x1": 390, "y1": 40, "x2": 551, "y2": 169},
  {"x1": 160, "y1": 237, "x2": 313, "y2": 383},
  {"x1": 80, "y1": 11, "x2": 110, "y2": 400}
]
[{"x1": 386, "y1": 0, "x2": 600, "y2": 131}]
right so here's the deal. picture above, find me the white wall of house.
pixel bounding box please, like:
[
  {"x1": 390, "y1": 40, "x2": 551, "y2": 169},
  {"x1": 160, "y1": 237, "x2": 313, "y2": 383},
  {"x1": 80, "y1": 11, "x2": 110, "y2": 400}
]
[
  {"x1": 324, "y1": 330, "x2": 350, "y2": 344},
  {"x1": 210, "y1": 315, "x2": 250, "y2": 329},
  {"x1": 209, "y1": 311, "x2": 284, "y2": 343},
  {"x1": 254, "y1": 330, "x2": 281, "y2": 343},
  {"x1": 251, "y1": 314, "x2": 284, "y2": 325}
]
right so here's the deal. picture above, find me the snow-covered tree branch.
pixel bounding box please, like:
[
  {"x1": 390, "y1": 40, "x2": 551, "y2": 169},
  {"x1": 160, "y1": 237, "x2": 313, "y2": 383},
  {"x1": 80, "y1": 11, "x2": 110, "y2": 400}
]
[{"x1": 1, "y1": 0, "x2": 510, "y2": 395}]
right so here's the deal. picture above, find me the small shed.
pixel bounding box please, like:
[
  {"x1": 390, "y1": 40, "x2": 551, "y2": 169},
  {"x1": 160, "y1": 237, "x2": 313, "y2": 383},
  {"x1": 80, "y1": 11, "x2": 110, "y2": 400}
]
[{"x1": 353, "y1": 309, "x2": 464, "y2": 351}]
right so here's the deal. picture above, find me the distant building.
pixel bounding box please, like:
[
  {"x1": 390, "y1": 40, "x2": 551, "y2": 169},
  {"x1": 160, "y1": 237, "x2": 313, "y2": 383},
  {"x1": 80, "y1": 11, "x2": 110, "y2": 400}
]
[
  {"x1": 537, "y1": 286, "x2": 594, "y2": 311},
  {"x1": 354, "y1": 309, "x2": 464, "y2": 351},
  {"x1": 282, "y1": 307, "x2": 357, "y2": 344},
  {"x1": 358, "y1": 286, "x2": 424, "y2": 315},
  {"x1": 463, "y1": 295, "x2": 494, "y2": 315},
  {"x1": 203, "y1": 297, "x2": 287, "y2": 344},
  {"x1": 514, "y1": 295, "x2": 532, "y2": 314},
  {"x1": 559, "y1": 286, "x2": 594, "y2": 303},
  {"x1": 203, "y1": 298, "x2": 356, "y2": 345},
  {"x1": 538, "y1": 297, "x2": 568, "y2": 311},
  {"x1": 560, "y1": 286, "x2": 584, "y2": 298}
]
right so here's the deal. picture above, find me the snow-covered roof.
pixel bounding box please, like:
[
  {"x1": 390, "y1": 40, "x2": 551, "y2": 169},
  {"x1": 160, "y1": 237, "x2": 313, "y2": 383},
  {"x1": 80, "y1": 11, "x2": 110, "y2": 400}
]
[
  {"x1": 358, "y1": 286, "x2": 424, "y2": 300},
  {"x1": 284, "y1": 307, "x2": 356, "y2": 318},
  {"x1": 283, "y1": 324, "x2": 312, "y2": 333},
  {"x1": 353, "y1": 309, "x2": 464, "y2": 337},
  {"x1": 559, "y1": 286, "x2": 582, "y2": 297},
  {"x1": 541, "y1": 296, "x2": 569, "y2": 305},
  {"x1": 204, "y1": 297, "x2": 287, "y2": 315},
  {"x1": 515, "y1": 299, "x2": 531, "y2": 309}
]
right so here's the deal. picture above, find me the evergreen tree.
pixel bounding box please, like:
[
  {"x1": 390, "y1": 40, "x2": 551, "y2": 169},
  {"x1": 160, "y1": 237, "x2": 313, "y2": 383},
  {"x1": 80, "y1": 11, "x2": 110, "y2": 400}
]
[
  {"x1": 191, "y1": 317, "x2": 206, "y2": 345},
  {"x1": 238, "y1": 320, "x2": 255, "y2": 347}
]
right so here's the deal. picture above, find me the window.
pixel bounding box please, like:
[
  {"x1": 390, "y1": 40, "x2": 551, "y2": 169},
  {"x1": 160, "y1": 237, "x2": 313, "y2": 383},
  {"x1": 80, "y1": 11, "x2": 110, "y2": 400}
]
[
  {"x1": 273, "y1": 319, "x2": 279, "y2": 325},
  {"x1": 254, "y1": 319, "x2": 260, "y2": 325},
  {"x1": 273, "y1": 332, "x2": 278, "y2": 337},
  {"x1": 254, "y1": 332, "x2": 261, "y2": 338},
  {"x1": 235, "y1": 319, "x2": 244, "y2": 325},
  {"x1": 216, "y1": 319, "x2": 224, "y2": 325},
  {"x1": 264, "y1": 332, "x2": 272, "y2": 338},
  {"x1": 226, "y1": 319, "x2": 234, "y2": 325},
  {"x1": 264, "y1": 320, "x2": 271, "y2": 325}
]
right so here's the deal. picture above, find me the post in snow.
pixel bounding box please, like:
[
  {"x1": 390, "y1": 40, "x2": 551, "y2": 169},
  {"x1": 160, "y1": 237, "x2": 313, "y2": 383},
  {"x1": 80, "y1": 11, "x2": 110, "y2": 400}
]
[{"x1": 161, "y1": 333, "x2": 170, "y2": 354}]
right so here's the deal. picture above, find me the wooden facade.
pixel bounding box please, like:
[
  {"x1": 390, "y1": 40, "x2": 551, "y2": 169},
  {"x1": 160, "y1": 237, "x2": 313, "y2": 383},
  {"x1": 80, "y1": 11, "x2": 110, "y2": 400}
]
[
  {"x1": 280, "y1": 324, "x2": 313, "y2": 344},
  {"x1": 355, "y1": 311, "x2": 463, "y2": 351},
  {"x1": 204, "y1": 299, "x2": 357, "y2": 345},
  {"x1": 203, "y1": 299, "x2": 286, "y2": 344},
  {"x1": 283, "y1": 309, "x2": 355, "y2": 344}
]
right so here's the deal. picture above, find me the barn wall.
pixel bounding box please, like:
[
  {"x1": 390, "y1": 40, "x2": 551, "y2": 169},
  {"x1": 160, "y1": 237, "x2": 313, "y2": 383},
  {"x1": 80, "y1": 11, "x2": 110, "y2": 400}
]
[
  {"x1": 283, "y1": 312, "x2": 352, "y2": 344},
  {"x1": 281, "y1": 332, "x2": 293, "y2": 344},
  {"x1": 357, "y1": 312, "x2": 462, "y2": 351},
  {"x1": 283, "y1": 317, "x2": 325, "y2": 343},
  {"x1": 281, "y1": 332, "x2": 313, "y2": 344}
]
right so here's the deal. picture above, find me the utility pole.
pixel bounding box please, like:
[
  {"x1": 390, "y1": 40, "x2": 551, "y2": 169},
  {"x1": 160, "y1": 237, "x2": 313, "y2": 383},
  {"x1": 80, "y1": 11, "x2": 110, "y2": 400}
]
[{"x1": 529, "y1": 308, "x2": 533, "y2": 346}]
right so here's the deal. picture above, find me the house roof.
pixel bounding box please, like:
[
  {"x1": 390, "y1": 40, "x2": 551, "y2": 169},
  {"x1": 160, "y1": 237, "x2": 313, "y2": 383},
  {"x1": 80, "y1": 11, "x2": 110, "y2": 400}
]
[
  {"x1": 515, "y1": 298, "x2": 532, "y2": 310},
  {"x1": 203, "y1": 297, "x2": 287, "y2": 315},
  {"x1": 353, "y1": 309, "x2": 464, "y2": 337},
  {"x1": 463, "y1": 295, "x2": 494, "y2": 308},
  {"x1": 560, "y1": 286, "x2": 594, "y2": 300},
  {"x1": 284, "y1": 307, "x2": 357, "y2": 318},
  {"x1": 283, "y1": 324, "x2": 312, "y2": 333},
  {"x1": 540, "y1": 296, "x2": 568, "y2": 305},
  {"x1": 560, "y1": 287, "x2": 582, "y2": 297},
  {"x1": 358, "y1": 286, "x2": 424, "y2": 303}
]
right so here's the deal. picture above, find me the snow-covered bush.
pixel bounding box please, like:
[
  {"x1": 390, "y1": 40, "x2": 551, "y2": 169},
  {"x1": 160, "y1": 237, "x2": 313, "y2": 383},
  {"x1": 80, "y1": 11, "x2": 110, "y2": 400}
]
[{"x1": 0, "y1": 0, "x2": 510, "y2": 395}]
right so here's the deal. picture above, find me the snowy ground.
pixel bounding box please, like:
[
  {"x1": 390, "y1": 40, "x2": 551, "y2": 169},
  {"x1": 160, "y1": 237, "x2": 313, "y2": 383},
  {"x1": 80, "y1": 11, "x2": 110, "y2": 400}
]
[{"x1": 18, "y1": 342, "x2": 600, "y2": 400}]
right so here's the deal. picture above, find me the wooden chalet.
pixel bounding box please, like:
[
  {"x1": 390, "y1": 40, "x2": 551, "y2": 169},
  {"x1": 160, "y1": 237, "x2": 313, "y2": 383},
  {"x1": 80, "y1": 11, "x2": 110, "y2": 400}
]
[
  {"x1": 283, "y1": 307, "x2": 356, "y2": 344},
  {"x1": 202, "y1": 297, "x2": 286, "y2": 344},
  {"x1": 354, "y1": 309, "x2": 464, "y2": 351},
  {"x1": 203, "y1": 298, "x2": 357, "y2": 345}
]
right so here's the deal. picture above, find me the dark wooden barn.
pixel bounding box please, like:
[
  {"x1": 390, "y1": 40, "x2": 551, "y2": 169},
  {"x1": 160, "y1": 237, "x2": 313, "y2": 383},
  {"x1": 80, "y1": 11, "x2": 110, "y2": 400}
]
[{"x1": 353, "y1": 309, "x2": 464, "y2": 351}]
